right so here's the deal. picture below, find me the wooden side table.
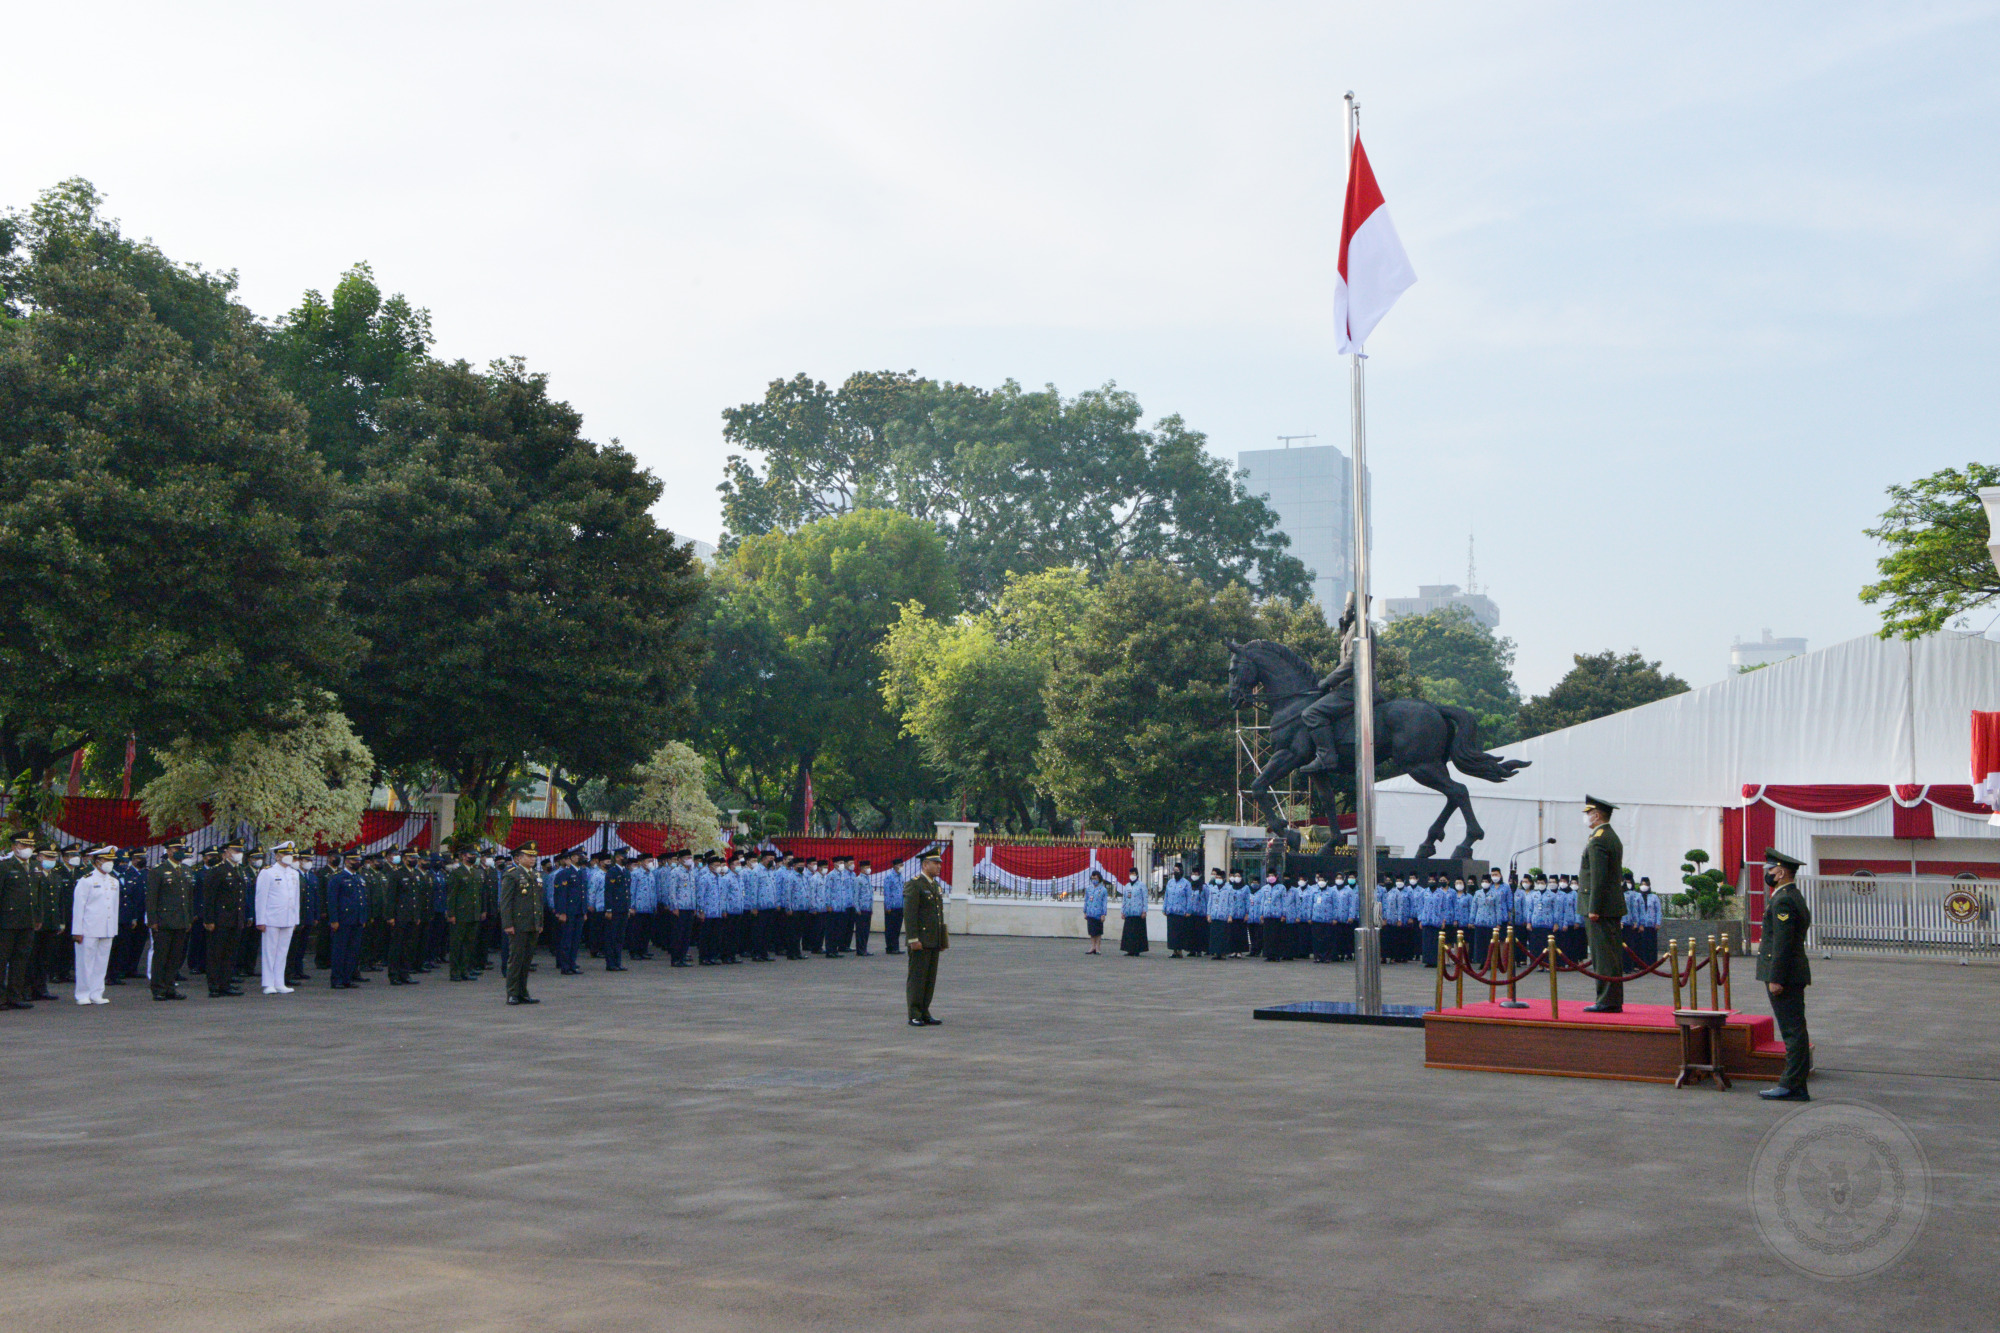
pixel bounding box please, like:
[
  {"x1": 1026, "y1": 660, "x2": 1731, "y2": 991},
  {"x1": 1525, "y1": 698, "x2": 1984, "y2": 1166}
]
[{"x1": 1673, "y1": 1009, "x2": 1733, "y2": 1089}]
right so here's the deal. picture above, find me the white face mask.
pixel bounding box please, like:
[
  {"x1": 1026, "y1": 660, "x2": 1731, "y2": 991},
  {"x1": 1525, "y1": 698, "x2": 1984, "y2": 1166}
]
[
  {"x1": 225, "y1": 851, "x2": 241, "y2": 864},
  {"x1": 40, "y1": 857, "x2": 55, "y2": 868},
  {"x1": 95, "y1": 860, "x2": 113, "y2": 873},
  {"x1": 279, "y1": 854, "x2": 294, "y2": 866},
  {"x1": 65, "y1": 856, "x2": 80, "y2": 867},
  {"x1": 181, "y1": 855, "x2": 196, "y2": 867},
  {"x1": 13, "y1": 847, "x2": 28, "y2": 860}
]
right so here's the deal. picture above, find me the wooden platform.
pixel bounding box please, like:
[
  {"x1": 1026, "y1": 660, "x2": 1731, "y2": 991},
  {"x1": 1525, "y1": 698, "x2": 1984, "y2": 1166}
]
[{"x1": 1423, "y1": 1000, "x2": 1789, "y2": 1084}]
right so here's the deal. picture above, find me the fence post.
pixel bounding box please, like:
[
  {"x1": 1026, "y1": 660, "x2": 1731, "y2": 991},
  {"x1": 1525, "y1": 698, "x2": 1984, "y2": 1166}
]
[
  {"x1": 1199, "y1": 824, "x2": 1232, "y2": 881},
  {"x1": 935, "y1": 820, "x2": 977, "y2": 934},
  {"x1": 1132, "y1": 832, "x2": 1156, "y2": 887},
  {"x1": 433, "y1": 790, "x2": 457, "y2": 851}
]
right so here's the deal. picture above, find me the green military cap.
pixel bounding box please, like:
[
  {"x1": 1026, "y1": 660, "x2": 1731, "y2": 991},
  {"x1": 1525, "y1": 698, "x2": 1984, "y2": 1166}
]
[
  {"x1": 10, "y1": 832, "x2": 32, "y2": 847},
  {"x1": 1583, "y1": 795, "x2": 1617, "y2": 814},
  {"x1": 164, "y1": 839, "x2": 186, "y2": 852},
  {"x1": 1763, "y1": 847, "x2": 1804, "y2": 871},
  {"x1": 223, "y1": 839, "x2": 245, "y2": 851},
  {"x1": 515, "y1": 841, "x2": 537, "y2": 856}
]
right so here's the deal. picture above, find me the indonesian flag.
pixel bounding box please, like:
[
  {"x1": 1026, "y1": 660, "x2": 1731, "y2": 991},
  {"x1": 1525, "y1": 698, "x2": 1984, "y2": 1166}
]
[
  {"x1": 1971, "y1": 711, "x2": 2000, "y2": 817},
  {"x1": 1335, "y1": 135, "x2": 1416, "y2": 355}
]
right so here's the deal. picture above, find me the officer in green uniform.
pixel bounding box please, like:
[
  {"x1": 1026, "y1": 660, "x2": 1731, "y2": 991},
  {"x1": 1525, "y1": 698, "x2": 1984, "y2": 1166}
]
[
  {"x1": 1579, "y1": 795, "x2": 1626, "y2": 1012},
  {"x1": 146, "y1": 839, "x2": 196, "y2": 1000},
  {"x1": 445, "y1": 848, "x2": 482, "y2": 982},
  {"x1": 903, "y1": 853, "x2": 947, "y2": 1026},
  {"x1": 386, "y1": 852, "x2": 423, "y2": 985},
  {"x1": 201, "y1": 840, "x2": 250, "y2": 997},
  {"x1": 362, "y1": 852, "x2": 390, "y2": 974},
  {"x1": 499, "y1": 841, "x2": 543, "y2": 1005},
  {"x1": 1756, "y1": 848, "x2": 1813, "y2": 1101},
  {"x1": 26, "y1": 841, "x2": 61, "y2": 999},
  {"x1": 0, "y1": 832, "x2": 39, "y2": 1008}
]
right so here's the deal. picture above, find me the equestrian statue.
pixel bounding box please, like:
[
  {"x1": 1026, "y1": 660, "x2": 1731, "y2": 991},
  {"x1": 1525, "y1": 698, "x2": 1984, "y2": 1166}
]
[{"x1": 1225, "y1": 596, "x2": 1529, "y2": 861}]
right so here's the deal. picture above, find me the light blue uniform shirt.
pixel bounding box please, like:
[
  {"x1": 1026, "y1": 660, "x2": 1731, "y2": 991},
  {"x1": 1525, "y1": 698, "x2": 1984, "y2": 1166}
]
[
  {"x1": 1120, "y1": 880, "x2": 1147, "y2": 918},
  {"x1": 1083, "y1": 879, "x2": 1109, "y2": 919},
  {"x1": 881, "y1": 869, "x2": 904, "y2": 909},
  {"x1": 1162, "y1": 876, "x2": 1188, "y2": 915},
  {"x1": 629, "y1": 865, "x2": 657, "y2": 912},
  {"x1": 585, "y1": 866, "x2": 607, "y2": 912}
]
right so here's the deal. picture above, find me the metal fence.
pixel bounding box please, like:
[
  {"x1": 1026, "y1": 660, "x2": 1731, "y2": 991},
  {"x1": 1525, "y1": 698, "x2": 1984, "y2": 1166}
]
[{"x1": 1800, "y1": 875, "x2": 2000, "y2": 960}]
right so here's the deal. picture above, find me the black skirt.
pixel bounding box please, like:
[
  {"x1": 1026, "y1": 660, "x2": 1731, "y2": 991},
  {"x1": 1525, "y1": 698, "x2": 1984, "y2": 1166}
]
[
  {"x1": 1086, "y1": 916, "x2": 1105, "y2": 938},
  {"x1": 1120, "y1": 916, "x2": 1149, "y2": 954}
]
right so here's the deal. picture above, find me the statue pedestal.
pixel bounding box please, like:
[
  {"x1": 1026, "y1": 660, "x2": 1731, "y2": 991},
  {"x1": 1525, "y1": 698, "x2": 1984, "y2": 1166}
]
[{"x1": 1282, "y1": 851, "x2": 1489, "y2": 882}]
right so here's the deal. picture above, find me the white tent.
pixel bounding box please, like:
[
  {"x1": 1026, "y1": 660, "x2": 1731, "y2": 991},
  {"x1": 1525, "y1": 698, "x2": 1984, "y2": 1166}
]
[{"x1": 1375, "y1": 632, "x2": 2000, "y2": 886}]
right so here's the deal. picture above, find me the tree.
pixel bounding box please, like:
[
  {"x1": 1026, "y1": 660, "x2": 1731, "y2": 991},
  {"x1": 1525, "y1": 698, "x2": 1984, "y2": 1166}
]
[
  {"x1": 1516, "y1": 650, "x2": 1689, "y2": 739},
  {"x1": 263, "y1": 263, "x2": 433, "y2": 478},
  {"x1": 0, "y1": 180, "x2": 353, "y2": 823},
  {"x1": 719, "y1": 373, "x2": 1313, "y2": 605},
  {"x1": 139, "y1": 696, "x2": 374, "y2": 845},
  {"x1": 1379, "y1": 605, "x2": 1521, "y2": 745},
  {"x1": 335, "y1": 356, "x2": 707, "y2": 820},
  {"x1": 1675, "y1": 847, "x2": 1736, "y2": 920},
  {"x1": 1035, "y1": 562, "x2": 1366, "y2": 833},
  {"x1": 1860, "y1": 463, "x2": 2000, "y2": 638},
  {"x1": 880, "y1": 567, "x2": 1096, "y2": 830},
  {"x1": 624, "y1": 740, "x2": 726, "y2": 852},
  {"x1": 697, "y1": 509, "x2": 958, "y2": 830}
]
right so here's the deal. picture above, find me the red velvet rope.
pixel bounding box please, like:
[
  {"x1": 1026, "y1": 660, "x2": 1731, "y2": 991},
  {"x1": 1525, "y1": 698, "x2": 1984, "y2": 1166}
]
[{"x1": 1440, "y1": 936, "x2": 1732, "y2": 988}]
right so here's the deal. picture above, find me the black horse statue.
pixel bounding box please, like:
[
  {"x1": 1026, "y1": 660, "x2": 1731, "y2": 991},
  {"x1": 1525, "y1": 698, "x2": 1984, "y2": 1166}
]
[{"x1": 1224, "y1": 637, "x2": 1529, "y2": 861}]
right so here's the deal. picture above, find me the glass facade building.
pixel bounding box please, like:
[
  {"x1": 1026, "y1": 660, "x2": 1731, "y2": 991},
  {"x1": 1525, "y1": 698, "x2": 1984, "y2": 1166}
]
[{"x1": 1236, "y1": 443, "x2": 1362, "y2": 615}]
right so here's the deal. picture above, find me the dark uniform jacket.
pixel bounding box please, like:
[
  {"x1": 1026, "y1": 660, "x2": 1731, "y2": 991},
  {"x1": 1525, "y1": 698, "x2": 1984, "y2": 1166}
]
[
  {"x1": 903, "y1": 873, "x2": 948, "y2": 950},
  {"x1": 1756, "y1": 881, "x2": 1813, "y2": 987},
  {"x1": 479, "y1": 864, "x2": 499, "y2": 918},
  {"x1": 27, "y1": 860, "x2": 58, "y2": 932},
  {"x1": 389, "y1": 865, "x2": 425, "y2": 922},
  {"x1": 329, "y1": 870, "x2": 367, "y2": 927},
  {"x1": 0, "y1": 855, "x2": 31, "y2": 930},
  {"x1": 146, "y1": 861, "x2": 196, "y2": 930},
  {"x1": 550, "y1": 865, "x2": 585, "y2": 917},
  {"x1": 604, "y1": 864, "x2": 631, "y2": 913},
  {"x1": 1579, "y1": 824, "x2": 1625, "y2": 919},
  {"x1": 200, "y1": 859, "x2": 249, "y2": 927},
  {"x1": 444, "y1": 864, "x2": 481, "y2": 920},
  {"x1": 498, "y1": 864, "x2": 543, "y2": 933}
]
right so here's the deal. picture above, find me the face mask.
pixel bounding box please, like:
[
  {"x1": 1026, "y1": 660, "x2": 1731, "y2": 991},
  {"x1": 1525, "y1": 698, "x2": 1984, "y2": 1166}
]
[
  {"x1": 40, "y1": 857, "x2": 54, "y2": 868},
  {"x1": 181, "y1": 855, "x2": 196, "y2": 867},
  {"x1": 225, "y1": 851, "x2": 241, "y2": 864},
  {"x1": 279, "y1": 854, "x2": 293, "y2": 866},
  {"x1": 12, "y1": 848, "x2": 27, "y2": 860},
  {"x1": 96, "y1": 860, "x2": 113, "y2": 873},
  {"x1": 65, "y1": 856, "x2": 80, "y2": 867},
  {"x1": 1763, "y1": 868, "x2": 1779, "y2": 888}
]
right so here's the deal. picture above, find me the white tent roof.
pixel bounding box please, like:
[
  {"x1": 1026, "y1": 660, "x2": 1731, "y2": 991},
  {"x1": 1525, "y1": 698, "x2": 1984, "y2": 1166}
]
[{"x1": 1383, "y1": 631, "x2": 2000, "y2": 808}]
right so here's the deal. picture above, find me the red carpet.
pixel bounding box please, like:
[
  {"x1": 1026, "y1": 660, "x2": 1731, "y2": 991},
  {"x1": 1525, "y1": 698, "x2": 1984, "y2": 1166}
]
[{"x1": 1439, "y1": 999, "x2": 1782, "y2": 1055}]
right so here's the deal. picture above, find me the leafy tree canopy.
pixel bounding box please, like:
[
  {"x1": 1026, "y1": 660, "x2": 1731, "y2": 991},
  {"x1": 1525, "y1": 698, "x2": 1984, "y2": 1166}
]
[
  {"x1": 336, "y1": 356, "x2": 706, "y2": 812},
  {"x1": 0, "y1": 179, "x2": 352, "y2": 807},
  {"x1": 1860, "y1": 463, "x2": 2000, "y2": 638},
  {"x1": 697, "y1": 509, "x2": 957, "y2": 830},
  {"x1": 1516, "y1": 650, "x2": 1689, "y2": 739},
  {"x1": 264, "y1": 262, "x2": 433, "y2": 477},
  {"x1": 139, "y1": 694, "x2": 374, "y2": 846},
  {"x1": 1379, "y1": 604, "x2": 1521, "y2": 745},
  {"x1": 719, "y1": 372, "x2": 1313, "y2": 606}
]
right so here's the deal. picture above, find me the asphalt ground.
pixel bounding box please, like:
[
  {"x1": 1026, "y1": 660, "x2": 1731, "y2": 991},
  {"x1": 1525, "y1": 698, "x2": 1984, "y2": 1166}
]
[{"x1": 3, "y1": 935, "x2": 1994, "y2": 1332}]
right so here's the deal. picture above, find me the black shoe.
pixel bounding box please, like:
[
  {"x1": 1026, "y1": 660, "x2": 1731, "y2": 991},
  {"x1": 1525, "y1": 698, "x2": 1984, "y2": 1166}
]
[
  {"x1": 1581, "y1": 1003, "x2": 1622, "y2": 1013},
  {"x1": 168, "y1": 991, "x2": 187, "y2": 1000},
  {"x1": 6, "y1": 1000, "x2": 32, "y2": 1010},
  {"x1": 512, "y1": 995, "x2": 540, "y2": 1005},
  {"x1": 106, "y1": 978, "x2": 125, "y2": 987},
  {"x1": 908, "y1": 1017, "x2": 926, "y2": 1026},
  {"x1": 921, "y1": 1016, "x2": 942, "y2": 1025},
  {"x1": 353, "y1": 975, "x2": 372, "y2": 983},
  {"x1": 1759, "y1": 1086, "x2": 1810, "y2": 1101},
  {"x1": 405, "y1": 977, "x2": 421, "y2": 984},
  {"x1": 152, "y1": 992, "x2": 174, "y2": 1001}
]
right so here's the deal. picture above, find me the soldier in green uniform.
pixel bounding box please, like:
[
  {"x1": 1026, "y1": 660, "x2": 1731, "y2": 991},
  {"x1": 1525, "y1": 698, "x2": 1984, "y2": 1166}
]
[
  {"x1": 0, "y1": 832, "x2": 40, "y2": 1008},
  {"x1": 386, "y1": 851, "x2": 424, "y2": 985},
  {"x1": 499, "y1": 841, "x2": 543, "y2": 1005},
  {"x1": 26, "y1": 841, "x2": 61, "y2": 999},
  {"x1": 1756, "y1": 848, "x2": 1813, "y2": 1101},
  {"x1": 146, "y1": 839, "x2": 196, "y2": 1000},
  {"x1": 1579, "y1": 795, "x2": 1626, "y2": 1012},
  {"x1": 903, "y1": 853, "x2": 947, "y2": 1026},
  {"x1": 201, "y1": 841, "x2": 250, "y2": 997},
  {"x1": 362, "y1": 852, "x2": 390, "y2": 975},
  {"x1": 445, "y1": 848, "x2": 483, "y2": 982},
  {"x1": 51, "y1": 845, "x2": 82, "y2": 985}
]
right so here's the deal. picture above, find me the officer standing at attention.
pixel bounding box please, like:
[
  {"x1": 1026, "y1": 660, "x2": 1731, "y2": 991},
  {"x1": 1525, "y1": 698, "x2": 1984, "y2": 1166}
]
[
  {"x1": 386, "y1": 850, "x2": 423, "y2": 986},
  {"x1": 1579, "y1": 796, "x2": 1626, "y2": 1012},
  {"x1": 253, "y1": 841, "x2": 302, "y2": 996},
  {"x1": 903, "y1": 853, "x2": 947, "y2": 1026},
  {"x1": 326, "y1": 853, "x2": 367, "y2": 989},
  {"x1": 879, "y1": 859, "x2": 905, "y2": 954},
  {"x1": 146, "y1": 840, "x2": 195, "y2": 1001},
  {"x1": 601, "y1": 849, "x2": 632, "y2": 970},
  {"x1": 1756, "y1": 849, "x2": 1814, "y2": 1101},
  {"x1": 500, "y1": 842, "x2": 544, "y2": 1004},
  {"x1": 201, "y1": 841, "x2": 250, "y2": 998},
  {"x1": 0, "y1": 832, "x2": 38, "y2": 1009},
  {"x1": 445, "y1": 848, "x2": 483, "y2": 982}
]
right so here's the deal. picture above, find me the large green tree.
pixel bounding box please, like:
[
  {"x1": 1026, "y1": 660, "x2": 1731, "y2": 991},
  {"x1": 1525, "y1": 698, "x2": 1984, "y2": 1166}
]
[
  {"x1": 263, "y1": 263, "x2": 433, "y2": 477},
  {"x1": 698, "y1": 509, "x2": 958, "y2": 830},
  {"x1": 719, "y1": 372, "x2": 1313, "y2": 605},
  {"x1": 1516, "y1": 650, "x2": 1689, "y2": 739},
  {"x1": 335, "y1": 356, "x2": 706, "y2": 817},
  {"x1": 1860, "y1": 463, "x2": 2000, "y2": 637},
  {"x1": 1033, "y1": 563, "x2": 1407, "y2": 833},
  {"x1": 1379, "y1": 604, "x2": 1521, "y2": 745},
  {"x1": 880, "y1": 567, "x2": 1094, "y2": 831},
  {"x1": 0, "y1": 180, "x2": 352, "y2": 818}
]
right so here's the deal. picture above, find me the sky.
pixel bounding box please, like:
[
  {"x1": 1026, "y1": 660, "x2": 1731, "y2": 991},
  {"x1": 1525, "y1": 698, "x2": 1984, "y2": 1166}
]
[{"x1": 11, "y1": 1, "x2": 2000, "y2": 692}]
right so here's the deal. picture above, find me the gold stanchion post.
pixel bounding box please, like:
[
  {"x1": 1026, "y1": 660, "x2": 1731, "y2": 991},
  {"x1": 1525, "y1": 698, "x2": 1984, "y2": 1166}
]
[
  {"x1": 1504, "y1": 927, "x2": 1518, "y2": 1003},
  {"x1": 1707, "y1": 934, "x2": 1718, "y2": 1010},
  {"x1": 1668, "y1": 937, "x2": 1682, "y2": 1010},
  {"x1": 1434, "y1": 925, "x2": 1447, "y2": 1012},
  {"x1": 1548, "y1": 931, "x2": 1560, "y2": 1020},
  {"x1": 1454, "y1": 930, "x2": 1465, "y2": 1009},
  {"x1": 1721, "y1": 940, "x2": 1732, "y2": 1011}
]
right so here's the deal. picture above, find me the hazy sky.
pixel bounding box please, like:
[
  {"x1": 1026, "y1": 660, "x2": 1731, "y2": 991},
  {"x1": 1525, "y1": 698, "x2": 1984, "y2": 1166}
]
[{"x1": 13, "y1": 2, "x2": 1999, "y2": 691}]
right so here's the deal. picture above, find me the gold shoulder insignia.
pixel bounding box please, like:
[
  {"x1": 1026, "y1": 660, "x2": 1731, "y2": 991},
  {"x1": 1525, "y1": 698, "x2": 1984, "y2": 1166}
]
[{"x1": 1776, "y1": 912, "x2": 1791, "y2": 921}]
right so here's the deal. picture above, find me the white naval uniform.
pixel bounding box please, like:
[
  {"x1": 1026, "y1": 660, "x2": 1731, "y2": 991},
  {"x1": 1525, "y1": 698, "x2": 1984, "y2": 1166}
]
[
  {"x1": 254, "y1": 861, "x2": 302, "y2": 993},
  {"x1": 71, "y1": 867, "x2": 121, "y2": 1004}
]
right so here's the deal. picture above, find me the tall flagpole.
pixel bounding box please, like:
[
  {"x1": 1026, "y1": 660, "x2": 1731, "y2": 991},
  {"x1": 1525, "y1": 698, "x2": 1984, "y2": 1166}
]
[{"x1": 1345, "y1": 90, "x2": 1382, "y2": 1017}]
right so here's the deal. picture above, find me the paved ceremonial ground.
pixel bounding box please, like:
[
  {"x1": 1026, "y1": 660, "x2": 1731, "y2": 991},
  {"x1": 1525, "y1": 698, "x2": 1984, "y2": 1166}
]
[{"x1": 5, "y1": 937, "x2": 1996, "y2": 1332}]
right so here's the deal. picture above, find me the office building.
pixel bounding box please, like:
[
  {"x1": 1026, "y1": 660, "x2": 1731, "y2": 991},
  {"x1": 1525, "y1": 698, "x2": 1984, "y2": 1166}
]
[
  {"x1": 1732, "y1": 630, "x2": 1807, "y2": 673},
  {"x1": 1236, "y1": 442, "x2": 1361, "y2": 614}
]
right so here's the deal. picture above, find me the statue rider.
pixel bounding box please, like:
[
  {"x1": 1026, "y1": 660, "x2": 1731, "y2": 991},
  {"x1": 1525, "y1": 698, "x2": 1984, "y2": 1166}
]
[{"x1": 1298, "y1": 592, "x2": 1374, "y2": 776}]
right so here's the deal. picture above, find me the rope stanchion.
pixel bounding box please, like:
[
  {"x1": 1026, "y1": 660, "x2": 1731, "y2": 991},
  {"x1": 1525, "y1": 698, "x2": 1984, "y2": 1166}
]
[
  {"x1": 1668, "y1": 938, "x2": 1682, "y2": 1009},
  {"x1": 1434, "y1": 926, "x2": 1448, "y2": 1012},
  {"x1": 1454, "y1": 931, "x2": 1465, "y2": 1009},
  {"x1": 1499, "y1": 925, "x2": 1529, "y2": 1009},
  {"x1": 1707, "y1": 934, "x2": 1719, "y2": 1010},
  {"x1": 1548, "y1": 933, "x2": 1560, "y2": 1019},
  {"x1": 1720, "y1": 938, "x2": 1732, "y2": 1011}
]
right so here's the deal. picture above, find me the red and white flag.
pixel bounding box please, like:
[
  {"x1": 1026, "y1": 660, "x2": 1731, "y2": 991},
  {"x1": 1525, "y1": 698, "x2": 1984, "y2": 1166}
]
[{"x1": 1335, "y1": 135, "x2": 1416, "y2": 355}]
